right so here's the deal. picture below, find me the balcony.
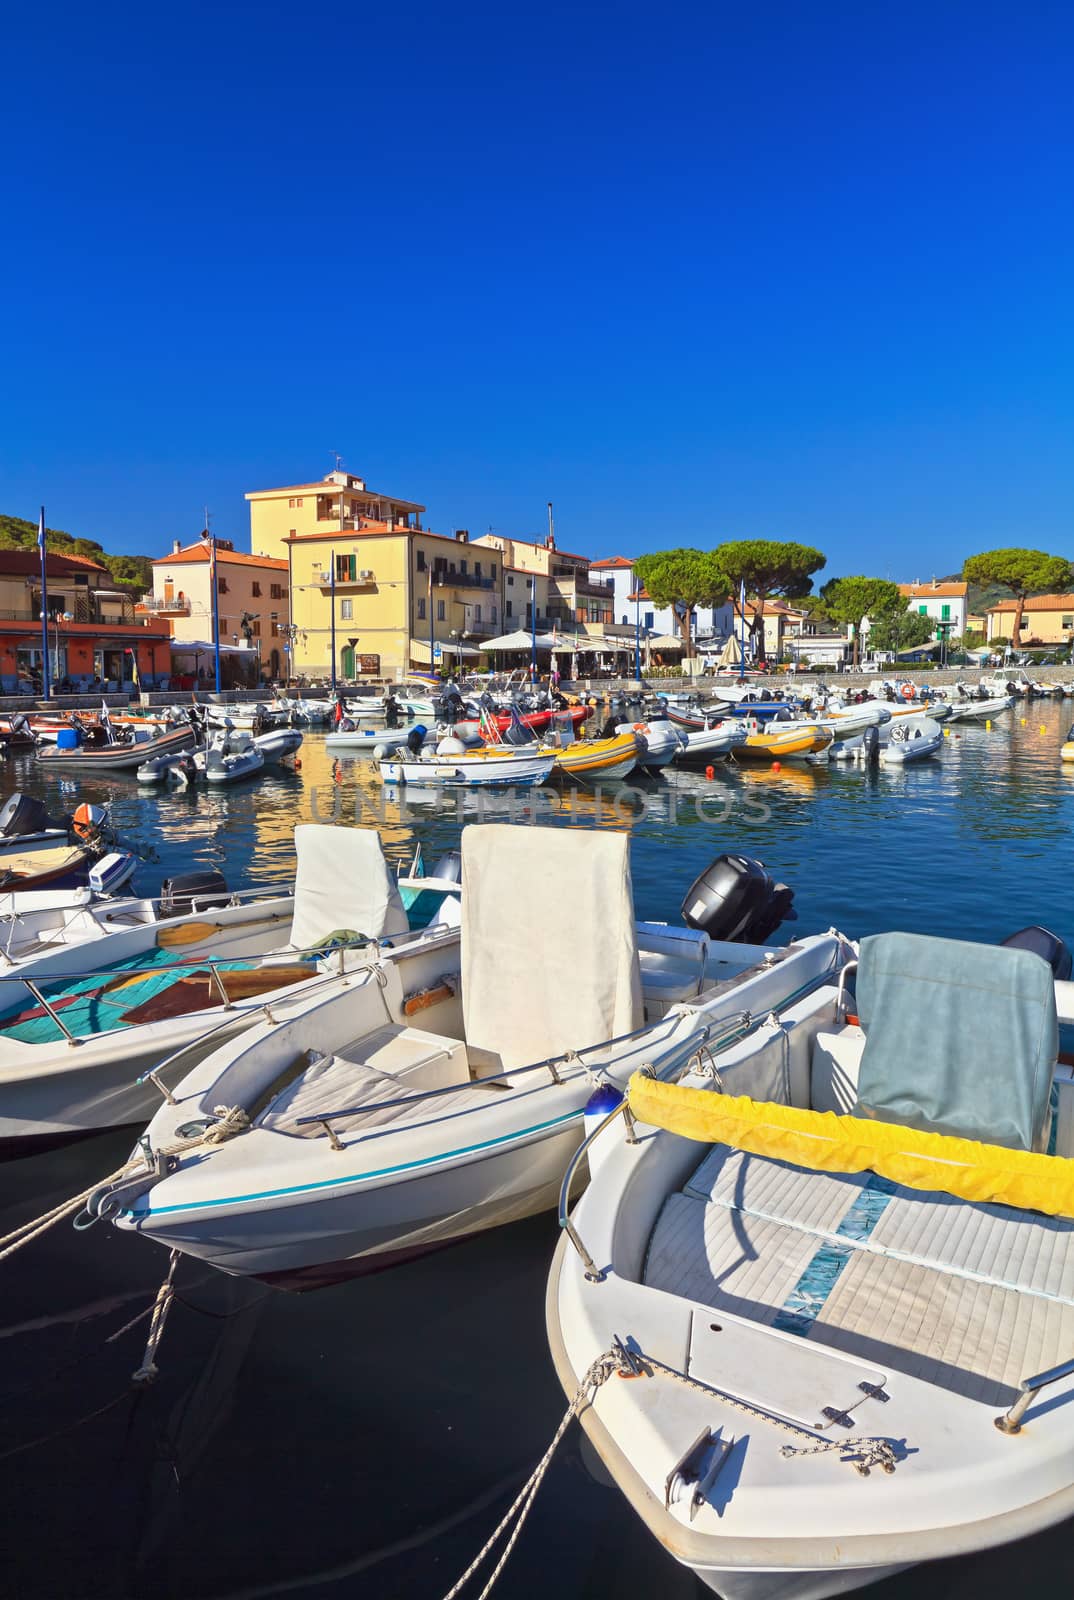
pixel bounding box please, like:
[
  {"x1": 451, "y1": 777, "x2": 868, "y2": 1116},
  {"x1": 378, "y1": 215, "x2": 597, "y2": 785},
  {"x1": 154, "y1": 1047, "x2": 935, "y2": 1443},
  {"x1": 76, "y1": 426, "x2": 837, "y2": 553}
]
[
  {"x1": 430, "y1": 570, "x2": 495, "y2": 591},
  {"x1": 319, "y1": 568, "x2": 377, "y2": 592},
  {"x1": 138, "y1": 596, "x2": 192, "y2": 615}
]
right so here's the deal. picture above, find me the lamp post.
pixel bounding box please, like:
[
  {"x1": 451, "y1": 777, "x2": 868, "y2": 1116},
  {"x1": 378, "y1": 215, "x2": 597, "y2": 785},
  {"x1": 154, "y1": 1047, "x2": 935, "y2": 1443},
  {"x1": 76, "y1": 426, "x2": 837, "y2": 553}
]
[{"x1": 329, "y1": 551, "x2": 337, "y2": 692}]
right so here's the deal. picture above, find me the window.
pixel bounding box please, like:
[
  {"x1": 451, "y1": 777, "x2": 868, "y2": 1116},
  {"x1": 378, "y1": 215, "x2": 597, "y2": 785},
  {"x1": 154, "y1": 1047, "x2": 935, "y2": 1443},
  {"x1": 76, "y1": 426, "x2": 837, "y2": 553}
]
[
  {"x1": 491, "y1": 563, "x2": 496, "y2": 581},
  {"x1": 270, "y1": 582, "x2": 284, "y2": 599},
  {"x1": 918, "y1": 605, "x2": 928, "y2": 615},
  {"x1": 218, "y1": 577, "x2": 228, "y2": 594},
  {"x1": 417, "y1": 598, "x2": 426, "y2": 620},
  {"x1": 645, "y1": 611, "x2": 654, "y2": 629},
  {"x1": 340, "y1": 599, "x2": 353, "y2": 620},
  {"x1": 287, "y1": 496, "x2": 304, "y2": 508},
  {"x1": 621, "y1": 613, "x2": 628, "y2": 625},
  {"x1": 1063, "y1": 616, "x2": 1073, "y2": 629},
  {"x1": 507, "y1": 574, "x2": 514, "y2": 587},
  {"x1": 941, "y1": 604, "x2": 950, "y2": 621},
  {"x1": 252, "y1": 620, "x2": 261, "y2": 637},
  {"x1": 474, "y1": 561, "x2": 482, "y2": 577},
  {"x1": 474, "y1": 604, "x2": 482, "y2": 623},
  {"x1": 251, "y1": 582, "x2": 261, "y2": 597},
  {"x1": 460, "y1": 559, "x2": 467, "y2": 575},
  {"x1": 491, "y1": 606, "x2": 497, "y2": 623},
  {"x1": 436, "y1": 600, "x2": 445, "y2": 622},
  {"x1": 416, "y1": 549, "x2": 426, "y2": 571},
  {"x1": 505, "y1": 600, "x2": 513, "y2": 617},
  {"x1": 526, "y1": 577, "x2": 533, "y2": 589},
  {"x1": 335, "y1": 556, "x2": 356, "y2": 583}
]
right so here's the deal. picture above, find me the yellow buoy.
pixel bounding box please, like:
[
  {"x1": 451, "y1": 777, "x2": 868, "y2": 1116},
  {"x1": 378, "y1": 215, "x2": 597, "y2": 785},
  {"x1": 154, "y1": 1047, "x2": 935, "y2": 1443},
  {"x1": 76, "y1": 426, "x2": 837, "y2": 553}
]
[{"x1": 986, "y1": 720, "x2": 992, "y2": 729}]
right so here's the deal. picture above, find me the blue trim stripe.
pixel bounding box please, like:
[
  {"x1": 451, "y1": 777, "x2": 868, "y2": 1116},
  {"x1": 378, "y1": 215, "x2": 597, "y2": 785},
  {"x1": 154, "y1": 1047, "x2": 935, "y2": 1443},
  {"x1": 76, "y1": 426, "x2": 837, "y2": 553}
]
[
  {"x1": 134, "y1": 1108, "x2": 583, "y2": 1220},
  {"x1": 772, "y1": 1174, "x2": 897, "y2": 1337}
]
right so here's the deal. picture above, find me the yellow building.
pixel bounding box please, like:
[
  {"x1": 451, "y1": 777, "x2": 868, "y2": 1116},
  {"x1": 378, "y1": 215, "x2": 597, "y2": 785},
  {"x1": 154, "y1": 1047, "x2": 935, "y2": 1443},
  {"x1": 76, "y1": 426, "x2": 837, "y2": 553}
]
[
  {"x1": 246, "y1": 470, "x2": 510, "y2": 681},
  {"x1": 139, "y1": 538, "x2": 291, "y2": 681}
]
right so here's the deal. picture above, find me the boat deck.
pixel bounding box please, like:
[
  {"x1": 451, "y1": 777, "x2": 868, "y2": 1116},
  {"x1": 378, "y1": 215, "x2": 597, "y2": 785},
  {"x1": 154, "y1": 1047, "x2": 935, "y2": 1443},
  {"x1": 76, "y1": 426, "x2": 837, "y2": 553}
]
[{"x1": 644, "y1": 1144, "x2": 1074, "y2": 1406}]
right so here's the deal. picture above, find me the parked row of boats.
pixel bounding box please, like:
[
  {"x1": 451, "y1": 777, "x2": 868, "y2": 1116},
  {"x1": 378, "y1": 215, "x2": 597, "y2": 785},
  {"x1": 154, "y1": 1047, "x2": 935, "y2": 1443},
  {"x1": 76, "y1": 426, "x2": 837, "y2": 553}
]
[{"x1": 4, "y1": 817, "x2": 1074, "y2": 1600}]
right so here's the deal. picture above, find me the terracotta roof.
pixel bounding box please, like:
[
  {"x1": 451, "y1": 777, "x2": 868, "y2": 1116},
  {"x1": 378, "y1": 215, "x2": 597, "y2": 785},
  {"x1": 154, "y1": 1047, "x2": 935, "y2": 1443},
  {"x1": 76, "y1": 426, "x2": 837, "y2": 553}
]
[
  {"x1": 898, "y1": 582, "x2": 968, "y2": 599},
  {"x1": 590, "y1": 556, "x2": 635, "y2": 569},
  {"x1": 986, "y1": 593, "x2": 1074, "y2": 613},
  {"x1": 0, "y1": 549, "x2": 109, "y2": 578},
  {"x1": 152, "y1": 544, "x2": 289, "y2": 570}
]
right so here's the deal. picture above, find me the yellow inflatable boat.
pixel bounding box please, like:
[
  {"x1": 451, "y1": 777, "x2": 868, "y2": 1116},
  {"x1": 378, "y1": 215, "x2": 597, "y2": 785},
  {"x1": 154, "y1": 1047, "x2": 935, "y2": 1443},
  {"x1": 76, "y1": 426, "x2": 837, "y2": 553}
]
[
  {"x1": 734, "y1": 720, "x2": 832, "y2": 761},
  {"x1": 548, "y1": 730, "x2": 639, "y2": 779}
]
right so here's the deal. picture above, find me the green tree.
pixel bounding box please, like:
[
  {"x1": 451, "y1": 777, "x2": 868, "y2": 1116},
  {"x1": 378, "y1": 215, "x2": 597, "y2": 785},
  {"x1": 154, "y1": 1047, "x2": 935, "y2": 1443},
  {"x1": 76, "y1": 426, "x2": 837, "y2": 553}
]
[
  {"x1": 714, "y1": 539, "x2": 826, "y2": 662},
  {"x1": 821, "y1": 576, "x2": 902, "y2": 667},
  {"x1": 633, "y1": 548, "x2": 726, "y2": 656},
  {"x1": 866, "y1": 606, "x2": 936, "y2": 655},
  {"x1": 962, "y1": 548, "x2": 1073, "y2": 647}
]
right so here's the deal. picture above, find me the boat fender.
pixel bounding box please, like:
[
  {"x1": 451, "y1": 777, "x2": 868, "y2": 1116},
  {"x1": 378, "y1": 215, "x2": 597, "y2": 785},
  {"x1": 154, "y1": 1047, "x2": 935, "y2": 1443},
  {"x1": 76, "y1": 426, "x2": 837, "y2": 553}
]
[{"x1": 584, "y1": 1082, "x2": 625, "y2": 1177}]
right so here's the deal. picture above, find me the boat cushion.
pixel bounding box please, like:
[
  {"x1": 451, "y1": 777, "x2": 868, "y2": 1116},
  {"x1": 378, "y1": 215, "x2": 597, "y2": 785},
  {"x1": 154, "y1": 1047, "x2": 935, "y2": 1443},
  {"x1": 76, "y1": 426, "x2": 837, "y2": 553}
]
[
  {"x1": 855, "y1": 932, "x2": 1057, "y2": 1152},
  {"x1": 648, "y1": 1145, "x2": 1074, "y2": 1400},
  {"x1": 289, "y1": 825, "x2": 409, "y2": 953},
  {"x1": 460, "y1": 824, "x2": 642, "y2": 1074}
]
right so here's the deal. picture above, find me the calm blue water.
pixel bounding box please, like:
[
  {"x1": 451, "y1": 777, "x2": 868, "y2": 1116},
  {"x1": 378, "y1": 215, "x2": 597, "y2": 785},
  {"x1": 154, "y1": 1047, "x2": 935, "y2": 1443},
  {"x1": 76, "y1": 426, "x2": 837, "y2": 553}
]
[{"x1": 1, "y1": 704, "x2": 1072, "y2": 1599}]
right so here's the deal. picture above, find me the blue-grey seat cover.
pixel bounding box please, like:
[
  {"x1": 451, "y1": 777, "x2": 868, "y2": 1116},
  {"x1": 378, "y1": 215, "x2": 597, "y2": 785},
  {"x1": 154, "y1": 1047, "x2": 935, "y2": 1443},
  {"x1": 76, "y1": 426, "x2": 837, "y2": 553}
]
[{"x1": 855, "y1": 932, "x2": 1057, "y2": 1152}]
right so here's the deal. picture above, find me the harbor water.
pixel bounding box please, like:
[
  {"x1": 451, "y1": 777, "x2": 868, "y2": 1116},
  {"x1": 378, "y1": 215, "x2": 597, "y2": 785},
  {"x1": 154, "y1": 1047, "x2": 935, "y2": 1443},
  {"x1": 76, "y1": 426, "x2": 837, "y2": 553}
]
[{"x1": 2, "y1": 704, "x2": 1074, "y2": 1599}]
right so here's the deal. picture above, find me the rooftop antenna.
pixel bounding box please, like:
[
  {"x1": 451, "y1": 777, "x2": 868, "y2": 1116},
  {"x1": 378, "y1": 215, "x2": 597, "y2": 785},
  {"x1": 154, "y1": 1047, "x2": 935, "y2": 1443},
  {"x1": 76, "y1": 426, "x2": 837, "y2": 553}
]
[{"x1": 331, "y1": 452, "x2": 343, "y2": 472}]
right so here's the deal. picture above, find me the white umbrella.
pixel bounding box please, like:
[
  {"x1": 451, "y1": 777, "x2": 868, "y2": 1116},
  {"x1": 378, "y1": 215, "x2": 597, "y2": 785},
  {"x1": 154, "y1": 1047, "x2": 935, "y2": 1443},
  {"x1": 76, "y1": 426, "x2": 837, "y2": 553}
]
[{"x1": 481, "y1": 629, "x2": 563, "y2": 651}]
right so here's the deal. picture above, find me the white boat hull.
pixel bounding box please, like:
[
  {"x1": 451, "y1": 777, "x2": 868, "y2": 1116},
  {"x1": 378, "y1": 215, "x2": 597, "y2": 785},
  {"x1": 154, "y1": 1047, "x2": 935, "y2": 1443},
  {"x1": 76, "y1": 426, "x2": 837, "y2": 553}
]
[{"x1": 379, "y1": 751, "x2": 555, "y2": 786}]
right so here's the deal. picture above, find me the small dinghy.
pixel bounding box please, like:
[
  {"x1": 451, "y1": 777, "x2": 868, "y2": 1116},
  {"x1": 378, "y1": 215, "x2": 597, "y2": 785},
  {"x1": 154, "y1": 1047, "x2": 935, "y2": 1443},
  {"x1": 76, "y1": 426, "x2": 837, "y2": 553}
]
[
  {"x1": 674, "y1": 722, "x2": 749, "y2": 764},
  {"x1": 88, "y1": 831, "x2": 838, "y2": 1286},
  {"x1": 379, "y1": 738, "x2": 555, "y2": 787},
  {"x1": 879, "y1": 715, "x2": 943, "y2": 763},
  {"x1": 549, "y1": 930, "x2": 1074, "y2": 1600},
  {"x1": 252, "y1": 726, "x2": 303, "y2": 764},
  {"x1": 616, "y1": 718, "x2": 683, "y2": 771},
  {"x1": 37, "y1": 720, "x2": 196, "y2": 772},
  {"x1": 203, "y1": 729, "x2": 264, "y2": 784}
]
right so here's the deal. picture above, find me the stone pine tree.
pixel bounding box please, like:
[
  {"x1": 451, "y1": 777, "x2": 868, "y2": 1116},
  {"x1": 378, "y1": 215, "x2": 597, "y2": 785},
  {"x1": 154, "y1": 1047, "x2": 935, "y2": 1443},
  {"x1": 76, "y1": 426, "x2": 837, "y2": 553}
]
[
  {"x1": 962, "y1": 549, "x2": 1073, "y2": 648},
  {"x1": 713, "y1": 540, "x2": 826, "y2": 663},
  {"x1": 821, "y1": 576, "x2": 903, "y2": 666},
  {"x1": 632, "y1": 549, "x2": 727, "y2": 657}
]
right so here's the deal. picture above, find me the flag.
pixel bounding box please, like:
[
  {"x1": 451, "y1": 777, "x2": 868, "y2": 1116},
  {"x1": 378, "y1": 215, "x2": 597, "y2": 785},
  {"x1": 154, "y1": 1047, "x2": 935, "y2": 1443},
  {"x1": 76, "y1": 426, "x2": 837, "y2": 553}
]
[{"x1": 128, "y1": 648, "x2": 140, "y2": 688}]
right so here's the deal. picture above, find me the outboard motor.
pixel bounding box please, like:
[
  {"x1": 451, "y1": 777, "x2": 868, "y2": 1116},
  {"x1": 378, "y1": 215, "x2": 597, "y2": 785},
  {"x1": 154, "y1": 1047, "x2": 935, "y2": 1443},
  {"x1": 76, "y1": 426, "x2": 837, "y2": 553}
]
[
  {"x1": 1001, "y1": 926, "x2": 1073, "y2": 982},
  {"x1": 861, "y1": 725, "x2": 880, "y2": 768},
  {"x1": 406, "y1": 724, "x2": 428, "y2": 757},
  {"x1": 158, "y1": 869, "x2": 231, "y2": 919},
  {"x1": 429, "y1": 848, "x2": 462, "y2": 885},
  {"x1": 0, "y1": 792, "x2": 54, "y2": 839},
  {"x1": 680, "y1": 854, "x2": 796, "y2": 945}
]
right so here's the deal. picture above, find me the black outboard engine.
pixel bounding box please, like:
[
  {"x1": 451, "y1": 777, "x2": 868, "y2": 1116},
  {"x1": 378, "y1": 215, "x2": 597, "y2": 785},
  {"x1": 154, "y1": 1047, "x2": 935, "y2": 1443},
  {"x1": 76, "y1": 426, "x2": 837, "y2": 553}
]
[
  {"x1": 680, "y1": 854, "x2": 796, "y2": 945},
  {"x1": 0, "y1": 792, "x2": 55, "y2": 839},
  {"x1": 1001, "y1": 926, "x2": 1073, "y2": 982},
  {"x1": 158, "y1": 869, "x2": 231, "y2": 918},
  {"x1": 861, "y1": 725, "x2": 880, "y2": 768}
]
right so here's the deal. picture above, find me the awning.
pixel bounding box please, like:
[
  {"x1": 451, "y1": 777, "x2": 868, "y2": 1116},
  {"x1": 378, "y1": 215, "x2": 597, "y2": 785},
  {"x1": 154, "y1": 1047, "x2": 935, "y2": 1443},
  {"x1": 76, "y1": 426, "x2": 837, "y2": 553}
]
[
  {"x1": 648, "y1": 633, "x2": 685, "y2": 651},
  {"x1": 169, "y1": 639, "x2": 250, "y2": 656},
  {"x1": 410, "y1": 639, "x2": 481, "y2": 661}
]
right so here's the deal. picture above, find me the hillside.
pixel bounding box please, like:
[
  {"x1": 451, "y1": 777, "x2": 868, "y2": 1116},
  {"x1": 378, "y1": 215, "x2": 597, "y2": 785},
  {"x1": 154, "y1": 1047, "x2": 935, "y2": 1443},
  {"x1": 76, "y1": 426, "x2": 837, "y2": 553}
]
[{"x1": 0, "y1": 514, "x2": 152, "y2": 596}]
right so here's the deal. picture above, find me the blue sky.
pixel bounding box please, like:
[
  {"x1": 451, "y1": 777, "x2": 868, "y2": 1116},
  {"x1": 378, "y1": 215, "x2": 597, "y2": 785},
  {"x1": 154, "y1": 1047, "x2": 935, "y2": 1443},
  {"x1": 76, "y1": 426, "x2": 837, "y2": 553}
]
[{"x1": 2, "y1": 1, "x2": 1071, "y2": 582}]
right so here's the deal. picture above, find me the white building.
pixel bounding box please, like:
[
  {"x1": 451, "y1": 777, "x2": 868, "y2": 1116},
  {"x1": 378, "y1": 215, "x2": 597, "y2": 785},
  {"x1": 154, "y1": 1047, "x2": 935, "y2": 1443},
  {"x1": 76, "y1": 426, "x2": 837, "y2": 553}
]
[
  {"x1": 589, "y1": 556, "x2": 734, "y2": 645},
  {"x1": 896, "y1": 581, "x2": 969, "y2": 639}
]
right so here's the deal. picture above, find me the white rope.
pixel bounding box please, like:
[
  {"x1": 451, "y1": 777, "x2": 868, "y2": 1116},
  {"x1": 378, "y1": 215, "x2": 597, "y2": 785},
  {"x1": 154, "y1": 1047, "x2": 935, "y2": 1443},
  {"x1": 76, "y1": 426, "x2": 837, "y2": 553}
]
[
  {"x1": 439, "y1": 1350, "x2": 620, "y2": 1600},
  {"x1": 131, "y1": 1248, "x2": 180, "y2": 1385}
]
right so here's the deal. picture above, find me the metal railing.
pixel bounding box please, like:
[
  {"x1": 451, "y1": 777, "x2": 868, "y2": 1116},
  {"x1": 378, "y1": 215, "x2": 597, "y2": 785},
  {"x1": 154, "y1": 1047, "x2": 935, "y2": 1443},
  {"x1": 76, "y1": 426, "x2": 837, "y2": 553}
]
[{"x1": 995, "y1": 1356, "x2": 1074, "y2": 1433}]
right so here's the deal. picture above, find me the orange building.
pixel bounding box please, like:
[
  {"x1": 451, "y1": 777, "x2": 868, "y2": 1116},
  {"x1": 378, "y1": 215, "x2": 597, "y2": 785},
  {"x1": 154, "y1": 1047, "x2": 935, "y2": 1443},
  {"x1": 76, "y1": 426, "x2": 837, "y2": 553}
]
[{"x1": 0, "y1": 550, "x2": 171, "y2": 693}]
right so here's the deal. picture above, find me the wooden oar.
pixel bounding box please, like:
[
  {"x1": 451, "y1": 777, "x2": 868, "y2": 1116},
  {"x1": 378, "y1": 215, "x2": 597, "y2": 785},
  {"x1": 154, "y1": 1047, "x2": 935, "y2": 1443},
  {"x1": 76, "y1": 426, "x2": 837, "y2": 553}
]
[{"x1": 155, "y1": 910, "x2": 291, "y2": 949}]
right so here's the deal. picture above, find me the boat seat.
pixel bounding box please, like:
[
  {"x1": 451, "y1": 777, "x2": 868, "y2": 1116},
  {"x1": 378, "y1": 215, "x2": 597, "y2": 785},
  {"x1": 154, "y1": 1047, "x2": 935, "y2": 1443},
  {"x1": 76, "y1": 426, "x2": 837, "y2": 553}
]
[
  {"x1": 647, "y1": 1143, "x2": 1074, "y2": 1401},
  {"x1": 854, "y1": 932, "x2": 1057, "y2": 1152},
  {"x1": 460, "y1": 824, "x2": 642, "y2": 1077}
]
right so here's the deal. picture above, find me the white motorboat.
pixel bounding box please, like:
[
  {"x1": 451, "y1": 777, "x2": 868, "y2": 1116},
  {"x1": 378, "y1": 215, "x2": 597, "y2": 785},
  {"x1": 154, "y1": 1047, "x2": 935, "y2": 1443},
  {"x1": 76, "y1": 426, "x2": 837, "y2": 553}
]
[
  {"x1": 549, "y1": 929, "x2": 1074, "y2": 1600},
  {"x1": 615, "y1": 718, "x2": 683, "y2": 771},
  {"x1": 379, "y1": 740, "x2": 555, "y2": 787},
  {"x1": 674, "y1": 723, "x2": 750, "y2": 764},
  {"x1": 326, "y1": 722, "x2": 425, "y2": 754},
  {"x1": 0, "y1": 827, "x2": 423, "y2": 1153},
  {"x1": 944, "y1": 692, "x2": 1013, "y2": 724},
  {"x1": 91, "y1": 827, "x2": 845, "y2": 1285},
  {"x1": 811, "y1": 702, "x2": 891, "y2": 739}
]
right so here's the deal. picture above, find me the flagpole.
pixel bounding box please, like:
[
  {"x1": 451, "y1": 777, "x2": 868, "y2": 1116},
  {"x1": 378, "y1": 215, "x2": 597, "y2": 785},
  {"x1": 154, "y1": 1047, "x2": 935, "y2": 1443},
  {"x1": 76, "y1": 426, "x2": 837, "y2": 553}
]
[
  {"x1": 38, "y1": 507, "x2": 51, "y2": 700},
  {"x1": 738, "y1": 578, "x2": 747, "y2": 683},
  {"x1": 330, "y1": 551, "x2": 337, "y2": 692}
]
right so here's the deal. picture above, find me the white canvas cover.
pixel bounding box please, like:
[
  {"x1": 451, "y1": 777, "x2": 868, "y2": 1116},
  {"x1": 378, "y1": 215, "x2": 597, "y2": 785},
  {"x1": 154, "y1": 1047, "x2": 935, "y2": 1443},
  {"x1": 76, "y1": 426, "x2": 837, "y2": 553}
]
[
  {"x1": 460, "y1": 824, "x2": 643, "y2": 1073},
  {"x1": 289, "y1": 825, "x2": 409, "y2": 952}
]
